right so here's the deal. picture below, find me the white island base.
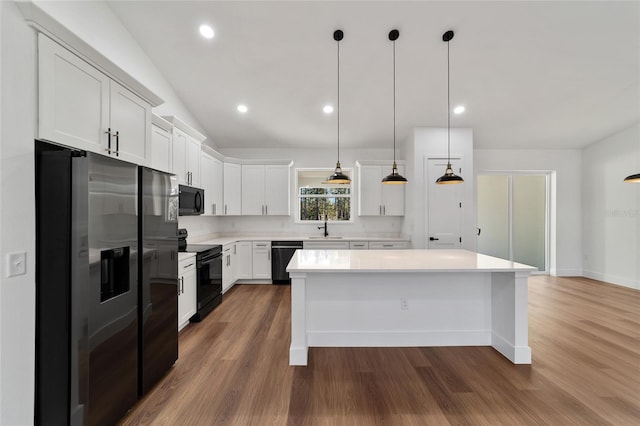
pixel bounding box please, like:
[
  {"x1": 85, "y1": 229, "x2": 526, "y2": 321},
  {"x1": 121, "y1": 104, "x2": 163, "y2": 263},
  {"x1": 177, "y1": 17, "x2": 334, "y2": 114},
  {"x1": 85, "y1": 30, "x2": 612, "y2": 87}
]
[{"x1": 287, "y1": 249, "x2": 536, "y2": 366}]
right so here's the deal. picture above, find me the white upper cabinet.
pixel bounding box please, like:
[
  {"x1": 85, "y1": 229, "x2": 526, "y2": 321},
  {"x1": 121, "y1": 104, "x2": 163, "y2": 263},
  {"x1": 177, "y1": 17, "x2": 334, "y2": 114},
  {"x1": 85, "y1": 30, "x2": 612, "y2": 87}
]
[
  {"x1": 201, "y1": 151, "x2": 224, "y2": 215},
  {"x1": 150, "y1": 115, "x2": 172, "y2": 173},
  {"x1": 164, "y1": 116, "x2": 205, "y2": 187},
  {"x1": 223, "y1": 162, "x2": 242, "y2": 215},
  {"x1": 357, "y1": 162, "x2": 405, "y2": 216},
  {"x1": 241, "y1": 164, "x2": 290, "y2": 216},
  {"x1": 38, "y1": 34, "x2": 151, "y2": 166}
]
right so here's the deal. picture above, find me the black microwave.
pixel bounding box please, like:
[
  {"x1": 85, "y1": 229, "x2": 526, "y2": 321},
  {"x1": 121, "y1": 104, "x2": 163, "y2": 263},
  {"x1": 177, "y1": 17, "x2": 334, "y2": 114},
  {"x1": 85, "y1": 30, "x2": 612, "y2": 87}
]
[{"x1": 178, "y1": 185, "x2": 204, "y2": 215}]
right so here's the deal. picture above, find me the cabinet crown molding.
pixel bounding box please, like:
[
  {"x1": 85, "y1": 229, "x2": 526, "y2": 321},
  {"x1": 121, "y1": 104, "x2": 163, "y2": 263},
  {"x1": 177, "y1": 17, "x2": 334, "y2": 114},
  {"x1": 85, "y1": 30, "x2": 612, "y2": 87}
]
[
  {"x1": 152, "y1": 114, "x2": 173, "y2": 132},
  {"x1": 18, "y1": 1, "x2": 164, "y2": 107},
  {"x1": 162, "y1": 115, "x2": 207, "y2": 142}
]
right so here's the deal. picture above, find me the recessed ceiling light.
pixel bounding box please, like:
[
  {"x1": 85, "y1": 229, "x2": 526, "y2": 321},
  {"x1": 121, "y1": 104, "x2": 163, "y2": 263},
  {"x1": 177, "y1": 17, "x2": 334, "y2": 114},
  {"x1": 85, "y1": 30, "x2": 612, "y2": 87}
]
[
  {"x1": 323, "y1": 105, "x2": 334, "y2": 114},
  {"x1": 199, "y1": 25, "x2": 214, "y2": 39},
  {"x1": 237, "y1": 104, "x2": 248, "y2": 113},
  {"x1": 453, "y1": 105, "x2": 465, "y2": 114}
]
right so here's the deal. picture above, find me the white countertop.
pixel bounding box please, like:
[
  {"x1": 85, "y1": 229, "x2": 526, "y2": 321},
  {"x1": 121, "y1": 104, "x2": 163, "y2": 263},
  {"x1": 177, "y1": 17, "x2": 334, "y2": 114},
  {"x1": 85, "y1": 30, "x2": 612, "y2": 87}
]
[
  {"x1": 178, "y1": 252, "x2": 196, "y2": 261},
  {"x1": 287, "y1": 249, "x2": 537, "y2": 273},
  {"x1": 194, "y1": 234, "x2": 411, "y2": 246}
]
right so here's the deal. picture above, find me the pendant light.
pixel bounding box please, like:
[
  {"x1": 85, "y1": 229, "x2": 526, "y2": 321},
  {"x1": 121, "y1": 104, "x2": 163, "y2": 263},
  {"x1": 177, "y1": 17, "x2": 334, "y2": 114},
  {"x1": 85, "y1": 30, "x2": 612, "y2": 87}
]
[
  {"x1": 436, "y1": 30, "x2": 464, "y2": 185},
  {"x1": 624, "y1": 173, "x2": 640, "y2": 183},
  {"x1": 382, "y1": 29, "x2": 408, "y2": 185},
  {"x1": 325, "y1": 30, "x2": 351, "y2": 184}
]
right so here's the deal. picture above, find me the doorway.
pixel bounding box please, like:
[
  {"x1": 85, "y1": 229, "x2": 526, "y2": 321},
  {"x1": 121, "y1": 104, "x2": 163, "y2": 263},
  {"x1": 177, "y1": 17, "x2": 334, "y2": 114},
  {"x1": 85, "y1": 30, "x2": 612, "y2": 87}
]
[
  {"x1": 477, "y1": 173, "x2": 549, "y2": 273},
  {"x1": 426, "y1": 157, "x2": 464, "y2": 249}
]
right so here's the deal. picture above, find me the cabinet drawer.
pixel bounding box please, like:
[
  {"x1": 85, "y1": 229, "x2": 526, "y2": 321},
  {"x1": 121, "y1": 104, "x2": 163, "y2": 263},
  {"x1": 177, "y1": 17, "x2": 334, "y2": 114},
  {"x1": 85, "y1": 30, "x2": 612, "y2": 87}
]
[
  {"x1": 349, "y1": 241, "x2": 369, "y2": 249},
  {"x1": 179, "y1": 257, "x2": 196, "y2": 272},
  {"x1": 303, "y1": 241, "x2": 350, "y2": 250},
  {"x1": 368, "y1": 241, "x2": 409, "y2": 249}
]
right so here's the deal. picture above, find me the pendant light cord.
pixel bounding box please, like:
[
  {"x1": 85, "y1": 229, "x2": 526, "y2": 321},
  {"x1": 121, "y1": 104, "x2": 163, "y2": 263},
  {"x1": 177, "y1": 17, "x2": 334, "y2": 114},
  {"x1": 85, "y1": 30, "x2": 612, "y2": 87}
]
[
  {"x1": 393, "y1": 38, "x2": 397, "y2": 164},
  {"x1": 447, "y1": 39, "x2": 451, "y2": 163},
  {"x1": 337, "y1": 37, "x2": 341, "y2": 164}
]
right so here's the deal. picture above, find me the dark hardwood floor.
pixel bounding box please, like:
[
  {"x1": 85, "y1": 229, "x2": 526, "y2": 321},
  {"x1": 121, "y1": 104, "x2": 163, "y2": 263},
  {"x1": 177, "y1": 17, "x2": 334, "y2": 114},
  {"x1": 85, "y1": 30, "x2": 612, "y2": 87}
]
[{"x1": 120, "y1": 276, "x2": 640, "y2": 425}]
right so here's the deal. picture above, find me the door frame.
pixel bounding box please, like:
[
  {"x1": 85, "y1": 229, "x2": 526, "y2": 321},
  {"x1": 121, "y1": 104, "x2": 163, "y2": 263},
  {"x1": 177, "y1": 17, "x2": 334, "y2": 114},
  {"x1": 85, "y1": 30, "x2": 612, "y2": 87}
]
[{"x1": 425, "y1": 156, "x2": 464, "y2": 249}]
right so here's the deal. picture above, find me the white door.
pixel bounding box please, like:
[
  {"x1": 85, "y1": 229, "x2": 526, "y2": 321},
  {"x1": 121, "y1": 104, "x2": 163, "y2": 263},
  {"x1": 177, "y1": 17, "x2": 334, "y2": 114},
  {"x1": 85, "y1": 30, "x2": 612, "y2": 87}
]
[
  {"x1": 426, "y1": 158, "x2": 463, "y2": 249},
  {"x1": 186, "y1": 137, "x2": 201, "y2": 186},
  {"x1": 211, "y1": 157, "x2": 224, "y2": 216},
  {"x1": 264, "y1": 165, "x2": 290, "y2": 215},
  {"x1": 200, "y1": 153, "x2": 215, "y2": 214}
]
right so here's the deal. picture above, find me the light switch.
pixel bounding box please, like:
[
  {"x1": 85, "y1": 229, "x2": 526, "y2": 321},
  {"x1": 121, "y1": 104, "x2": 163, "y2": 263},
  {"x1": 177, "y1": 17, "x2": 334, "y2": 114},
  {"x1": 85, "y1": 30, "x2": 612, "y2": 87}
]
[{"x1": 6, "y1": 252, "x2": 26, "y2": 277}]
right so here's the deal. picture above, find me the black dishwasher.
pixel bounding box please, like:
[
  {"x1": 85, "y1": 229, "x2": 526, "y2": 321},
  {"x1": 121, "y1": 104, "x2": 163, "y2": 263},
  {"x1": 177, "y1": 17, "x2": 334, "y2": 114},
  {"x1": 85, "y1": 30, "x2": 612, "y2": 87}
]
[{"x1": 271, "y1": 241, "x2": 303, "y2": 284}]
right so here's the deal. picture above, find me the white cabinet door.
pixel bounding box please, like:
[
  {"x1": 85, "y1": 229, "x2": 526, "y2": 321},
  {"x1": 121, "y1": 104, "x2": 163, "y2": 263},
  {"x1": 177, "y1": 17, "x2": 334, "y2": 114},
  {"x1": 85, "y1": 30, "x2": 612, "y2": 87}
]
[
  {"x1": 222, "y1": 244, "x2": 236, "y2": 293},
  {"x1": 252, "y1": 241, "x2": 272, "y2": 279},
  {"x1": 200, "y1": 153, "x2": 216, "y2": 215},
  {"x1": 210, "y1": 156, "x2": 224, "y2": 216},
  {"x1": 223, "y1": 162, "x2": 242, "y2": 215},
  {"x1": 241, "y1": 165, "x2": 265, "y2": 215},
  {"x1": 109, "y1": 80, "x2": 151, "y2": 166},
  {"x1": 349, "y1": 241, "x2": 369, "y2": 250},
  {"x1": 236, "y1": 241, "x2": 253, "y2": 279},
  {"x1": 172, "y1": 129, "x2": 188, "y2": 185},
  {"x1": 359, "y1": 165, "x2": 383, "y2": 216},
  {"x1": 381, "y1": 165, "x2": 405, "y2": 216},
  {"x1": 358, "y1": 164, "x2": 405, "y2": 216},
  {"x1": 186, "y1": 137, "x2": 201, "y2": 187},
  {"x1": 264, "y1": 165, "x2": 290, "y2": 215},
  {"x1": 38, "y1": 34, "x2": 109, "y2": 153},
  {"x1": 151, "y1": 123, "x2": 172, "y2": 173},
  {"x1": 178, "y1": 260, "x2": 196, "y2": 331}
]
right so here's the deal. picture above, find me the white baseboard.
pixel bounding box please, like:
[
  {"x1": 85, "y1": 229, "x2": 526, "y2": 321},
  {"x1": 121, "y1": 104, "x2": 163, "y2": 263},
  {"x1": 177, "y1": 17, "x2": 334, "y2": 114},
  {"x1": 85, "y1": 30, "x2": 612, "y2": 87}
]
[
  {"x1": 307, "y1": 330, "x2": 491, "y2": 347},
  {"x1": 583, "y1": 270, "x2": 639, "y2": 290}
]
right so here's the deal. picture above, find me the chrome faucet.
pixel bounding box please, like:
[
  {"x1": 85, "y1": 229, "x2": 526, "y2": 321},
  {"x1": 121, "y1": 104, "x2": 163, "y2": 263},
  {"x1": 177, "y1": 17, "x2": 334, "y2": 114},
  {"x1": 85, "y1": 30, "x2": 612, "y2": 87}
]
[{"x1": 317, "y1": 218, "x2": 328, "y2": 237}]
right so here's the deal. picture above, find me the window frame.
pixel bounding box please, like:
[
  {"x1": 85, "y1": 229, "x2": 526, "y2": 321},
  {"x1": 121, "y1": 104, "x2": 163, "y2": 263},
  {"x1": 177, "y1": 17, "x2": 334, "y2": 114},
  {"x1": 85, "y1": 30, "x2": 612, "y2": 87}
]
[{"x1": 295, "y1": 168, "x2": 354, "y2": 224}]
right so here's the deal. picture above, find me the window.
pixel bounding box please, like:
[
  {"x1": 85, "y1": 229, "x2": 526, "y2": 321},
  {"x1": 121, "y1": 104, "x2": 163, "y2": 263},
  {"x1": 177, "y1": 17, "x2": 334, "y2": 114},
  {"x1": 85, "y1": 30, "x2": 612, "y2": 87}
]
[{"x1": 297, "y1": 169, "x2": 352, "y2": 222}]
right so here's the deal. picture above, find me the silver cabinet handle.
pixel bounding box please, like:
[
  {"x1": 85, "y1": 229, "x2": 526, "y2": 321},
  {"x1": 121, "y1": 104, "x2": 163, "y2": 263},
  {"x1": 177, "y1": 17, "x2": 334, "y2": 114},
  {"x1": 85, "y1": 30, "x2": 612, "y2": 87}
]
[
  {"x1": 225, "y1": 204, "x2": 228, "y2": 215},
  {"x1": 265, "y1": 205, "x2": 268, "y2": 215},
  {"x1": 379, "y1": 205, "x2": 382, "y2": 215},
  {"x1": 383, "y1": 205, "x2": 386, "y2": 215},
  {"x1": 268, "y1": 251, "x2": 270, "y2": 261},
  {"x1": 114, "y1": 130, "x2": 120, "y2": 156},
  {"x1": 261, "y1": 205, "x2": 264, "y2": 215}
]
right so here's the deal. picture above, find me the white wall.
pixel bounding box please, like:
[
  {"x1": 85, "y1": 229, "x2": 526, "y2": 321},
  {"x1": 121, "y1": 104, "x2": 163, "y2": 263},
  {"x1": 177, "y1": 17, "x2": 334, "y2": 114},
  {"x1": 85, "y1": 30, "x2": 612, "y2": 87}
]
[
  {"x1": 0, "y1": 1, "x2": 37, "y2": 423},
  {"x1": 33, "y1": 0, "x2": 208, "y2": 142},
  {"x1": 474, "y1": 149, "x2": 583, "y2": 276},
  {"x1": 582, "y1": 123, "x2": 640, "y2": 289},
  {"x1": 402, "y1": 128, "x2": 475, "y2": 250},
  {"x1": 182, "y1": 147, "x2": 406, "y2": 240}
]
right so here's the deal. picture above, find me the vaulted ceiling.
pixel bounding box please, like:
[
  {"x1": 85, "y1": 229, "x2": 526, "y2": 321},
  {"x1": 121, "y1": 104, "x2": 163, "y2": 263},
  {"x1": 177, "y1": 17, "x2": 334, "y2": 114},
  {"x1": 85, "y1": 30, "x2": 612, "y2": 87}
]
[{"x1": 108, "y1": 1, "x2": 640, "y2": 150}]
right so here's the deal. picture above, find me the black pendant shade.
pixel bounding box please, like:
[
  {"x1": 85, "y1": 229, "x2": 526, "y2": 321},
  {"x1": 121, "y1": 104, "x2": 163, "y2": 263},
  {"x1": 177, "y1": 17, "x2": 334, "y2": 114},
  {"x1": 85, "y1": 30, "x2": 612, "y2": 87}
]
[
  {"x1": 382, "y1": 29, "x2": 407, "y2": 185},
  {"x1": 325, "y1": 30, "x2": 351, "y2": 184},
  {"x1": 436, "y1": 30, "x2": 464, "y2": 185},
  {"x1": 624, "y1": 173, "x2": 640, "y2": 183}
]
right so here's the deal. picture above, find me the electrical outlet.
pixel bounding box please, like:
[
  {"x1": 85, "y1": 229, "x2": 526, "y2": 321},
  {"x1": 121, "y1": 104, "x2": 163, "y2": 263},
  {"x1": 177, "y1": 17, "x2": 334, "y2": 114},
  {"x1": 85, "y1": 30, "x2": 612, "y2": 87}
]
[
  {"x1": 400, "y1": 298, "x2": 408, "y2": 310},
  {"x1": 6, "y1": 251, "x2": 26, "y2": 277}
]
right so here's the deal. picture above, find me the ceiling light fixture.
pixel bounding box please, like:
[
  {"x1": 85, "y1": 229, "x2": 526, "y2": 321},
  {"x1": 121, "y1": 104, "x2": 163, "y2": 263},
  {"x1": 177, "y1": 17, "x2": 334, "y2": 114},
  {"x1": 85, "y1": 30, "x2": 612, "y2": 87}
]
[
  {"x1": 454, "y1": 105, "x2": 465, "y2": 114},
  {"x1": 237, "y1": 104, "x2": 248, "y2": 113},
  {"x1": 199, "y1": 25, "x2": 214, "y2": 39},
  {"x1": 436, "y1": 30, "x2": 464, "y2": 185},
  {"x1": 323, "y1": 105, "x2": 334, "y2": 114},
  {"x1": 382, "y1": 29, "x2": 408, "y2": 185},
  {"x1": 624, "y1": 173, "x2": 640, "y2": 183},
  {"x1": 325, "y1": 29, "x2": 351, "y2": 184}
]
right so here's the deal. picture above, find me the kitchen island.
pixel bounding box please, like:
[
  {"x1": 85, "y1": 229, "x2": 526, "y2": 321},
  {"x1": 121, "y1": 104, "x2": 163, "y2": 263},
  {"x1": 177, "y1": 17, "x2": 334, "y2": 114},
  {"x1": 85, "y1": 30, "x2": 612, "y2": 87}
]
[{"x1": 287, "y1": 249, "x2": 537, "y2": 366}]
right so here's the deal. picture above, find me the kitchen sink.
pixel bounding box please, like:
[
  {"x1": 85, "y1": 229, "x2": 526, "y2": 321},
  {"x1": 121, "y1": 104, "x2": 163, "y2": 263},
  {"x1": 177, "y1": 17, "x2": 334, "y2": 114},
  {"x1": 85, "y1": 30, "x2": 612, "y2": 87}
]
[{"x1": 308, "y1": 236, "x2": 343, "y2": 239}]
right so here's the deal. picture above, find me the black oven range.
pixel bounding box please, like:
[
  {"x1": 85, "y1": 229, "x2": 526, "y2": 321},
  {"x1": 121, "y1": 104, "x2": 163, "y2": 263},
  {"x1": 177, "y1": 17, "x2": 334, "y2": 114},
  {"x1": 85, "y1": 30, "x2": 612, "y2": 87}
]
[{"x1": 178, "y1": 229, "x2": 223, "y2": 322}]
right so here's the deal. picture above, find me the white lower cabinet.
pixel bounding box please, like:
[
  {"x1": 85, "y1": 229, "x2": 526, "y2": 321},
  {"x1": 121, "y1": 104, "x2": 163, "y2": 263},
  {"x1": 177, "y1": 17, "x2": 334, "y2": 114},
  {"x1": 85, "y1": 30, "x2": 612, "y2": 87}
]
[
  {"x1": 236, "y1": 241, "x2": 253, "y2": 279},
  {"x1": 303, "y1": 241, "x2": 350, "y2": 250},
  {"x1": 252, "y1": 241, "x2": 272, "y2": 279},
  {"x1": 178, "y1": 256, "x2": 197, "y2": 331},
  {"x1": 222, "y1": 243, "x2": 237, "y2": 293}
]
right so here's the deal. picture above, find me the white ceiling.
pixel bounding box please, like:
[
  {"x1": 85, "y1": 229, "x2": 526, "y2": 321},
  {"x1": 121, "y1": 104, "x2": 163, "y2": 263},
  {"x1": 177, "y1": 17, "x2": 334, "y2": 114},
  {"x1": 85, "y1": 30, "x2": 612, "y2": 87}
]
[{"x1": 108, "y1": 1, "x2": 640, "y2": 150}]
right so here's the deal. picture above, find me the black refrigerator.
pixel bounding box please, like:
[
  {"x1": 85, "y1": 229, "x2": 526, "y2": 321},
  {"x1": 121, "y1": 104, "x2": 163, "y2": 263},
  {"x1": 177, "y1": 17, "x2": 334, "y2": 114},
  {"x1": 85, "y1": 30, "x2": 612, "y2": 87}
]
[{"x1": 35, "y1": 141, "x2": 178, "y2": 425}]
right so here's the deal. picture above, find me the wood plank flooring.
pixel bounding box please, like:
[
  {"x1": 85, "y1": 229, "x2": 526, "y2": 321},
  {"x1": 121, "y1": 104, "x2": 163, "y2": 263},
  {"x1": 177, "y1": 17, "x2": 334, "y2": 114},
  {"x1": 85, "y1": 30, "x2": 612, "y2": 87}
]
[{"x1": 120, "y1": 276, "x2": 640, "y2": 425}]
